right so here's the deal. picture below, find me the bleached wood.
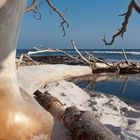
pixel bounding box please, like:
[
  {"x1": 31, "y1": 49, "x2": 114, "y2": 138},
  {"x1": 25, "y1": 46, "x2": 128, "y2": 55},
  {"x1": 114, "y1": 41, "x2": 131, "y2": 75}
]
[
  {"x1": 28, "y1": 47, "x2": 85, "y2": 64},
  {"x1": 71, "y1": 40, "x2": 92, "y2": 64},
  {"x1": 17, "y1": 64, "x2": 92, "y2": 94},
  {"x1": 0, "y1": 1, "x2": 53, "y2": 139},
  {"x1": 34, "y1": 91, "x2": 120, "y2": 140}
]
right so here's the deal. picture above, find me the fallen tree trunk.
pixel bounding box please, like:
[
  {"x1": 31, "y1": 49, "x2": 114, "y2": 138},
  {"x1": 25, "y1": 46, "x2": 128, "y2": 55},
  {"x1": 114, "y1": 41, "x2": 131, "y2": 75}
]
[
  {"x1": 63, "y1": 107, "x2": 120, "y2": 140},
  {"x1": 34, "y1": 90, "x2": 120, "y2": 140},
  {"x1": 17, "y1": 65, "x2": 92, "y2": 94},
  {"x1": 0, "y1": 1, "x2": 54, "y2": 139}
]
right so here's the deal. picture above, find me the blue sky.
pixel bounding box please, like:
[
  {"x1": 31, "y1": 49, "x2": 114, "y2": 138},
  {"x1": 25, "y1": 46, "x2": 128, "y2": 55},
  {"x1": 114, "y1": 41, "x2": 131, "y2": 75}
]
[{"x1": 17, "y1": 0, "x2": 140, "y2": 49}]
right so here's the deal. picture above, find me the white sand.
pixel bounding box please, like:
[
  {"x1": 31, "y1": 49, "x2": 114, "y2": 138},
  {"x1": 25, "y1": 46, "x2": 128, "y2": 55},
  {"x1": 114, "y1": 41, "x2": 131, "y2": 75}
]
[
  {"x1": 17, "y1": 65, "x2": 140, "y2": 140},
  {"x1": 40, "y1": 80, "x2": 140, "y2": 140}
]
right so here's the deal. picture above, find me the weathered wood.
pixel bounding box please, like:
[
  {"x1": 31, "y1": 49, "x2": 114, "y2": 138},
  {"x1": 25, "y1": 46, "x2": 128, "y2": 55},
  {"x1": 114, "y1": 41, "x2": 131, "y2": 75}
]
[
  {"x1": 34, "y1": 90, "x2": 64, "y2": 120},
  {"x1": 71, "y1": 40, "x2": 93, "y2": 66},
  {"x1": 122, "y1": 48, "x2": 130, "y2": 65},
  {"x1": 34, "y1": 90, "x2": 120, "y2": 140},
  {"x1": 29, "y1": 47, "x2": 85, "y2": 64},
  {"x1": 63, "y1": 107, "x2": 120, "y2": 140},
  {"x1": 16, "y1": 54, "x2": 40, "y2": 68},
  {"x1": 0, "y1": 1, "x2": 53, "y2": 139},
  {"x1": 22, "y1": 54, "x2": 140, "y2": 74}
]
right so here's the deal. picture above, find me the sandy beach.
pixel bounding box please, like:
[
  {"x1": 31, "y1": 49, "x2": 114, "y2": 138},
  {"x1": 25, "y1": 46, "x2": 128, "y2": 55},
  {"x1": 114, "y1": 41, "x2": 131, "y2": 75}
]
[{"x1": 17, "y1": 64, "x2": 140, "y2": 140}]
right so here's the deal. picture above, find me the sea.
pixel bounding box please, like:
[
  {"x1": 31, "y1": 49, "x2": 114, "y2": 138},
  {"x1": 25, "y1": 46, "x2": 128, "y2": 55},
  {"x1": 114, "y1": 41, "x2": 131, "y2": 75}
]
[{"x1": 17, "y1": 49, "x2": 140, "y2": 103}]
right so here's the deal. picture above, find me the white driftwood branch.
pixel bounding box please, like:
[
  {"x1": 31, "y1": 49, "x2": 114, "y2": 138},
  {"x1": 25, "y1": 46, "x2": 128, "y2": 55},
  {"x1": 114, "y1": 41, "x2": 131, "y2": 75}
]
[
  {"x1": 71, "y1": 40, "x2": 92, "y2": 64},
  {"x1": 27, "y1": 48, "x2": 57, "y2": 55},
  {"x1": 28, "y1": 47, "x2": 85, "y2": 64},
  {"x1": 122, "y1": 48, "x2": 130, "y2": 65}
]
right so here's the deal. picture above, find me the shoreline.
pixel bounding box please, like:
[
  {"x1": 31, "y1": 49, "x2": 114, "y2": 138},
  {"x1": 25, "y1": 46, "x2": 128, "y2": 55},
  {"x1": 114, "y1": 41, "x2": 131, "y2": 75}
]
[
  {"x1": 39, "y1": 79, "x2": 140, "y2": 139},
  {"x1": 70, "y1": 73, "x2": 140, "y2": 103},
  {"x1": 17, "y1": 64, "x2": 140, "y2": 139}
]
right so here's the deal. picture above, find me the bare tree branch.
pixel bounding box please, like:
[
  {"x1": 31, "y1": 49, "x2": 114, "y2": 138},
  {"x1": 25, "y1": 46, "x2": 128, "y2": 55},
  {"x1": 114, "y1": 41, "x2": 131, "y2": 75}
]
[
  {"x1": 133, "y1": 0, "x2": 140, "y2": 13},
  {"x1": 71, "y1": 40, "x2": 92, "y2": 64},
  {"x1": 28, "y1": 47, "x2": 85, "y2": 64},
  {"x1": 26, "y1": 0, "x2": 42, "y2": 20},
  {"x1": 26, "y1": 0, "x2": 69, "y2": 36},
  {"x1": 25, "y1": 0, "x2": 37, "y2": 13},
  {"x1": 46, "y1": 0, "x2": 69, "y2": 36},
  {"x1": 103, "y1": 0, "x2": 140, "y2": 46}
]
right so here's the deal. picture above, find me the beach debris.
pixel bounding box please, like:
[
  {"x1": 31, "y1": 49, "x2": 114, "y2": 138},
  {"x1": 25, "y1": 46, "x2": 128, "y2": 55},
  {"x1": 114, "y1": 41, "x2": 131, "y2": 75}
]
[
  {"x1": 17, "y1": 41, "x2": 140, "y2": 74},
  {"x1": 34, "y1": 90, "x2": 120, "y2": 140},
  {"x1": 16, "y1": 54, "x2": 41, "y2": 68},
  {"x1": 39, "y1": 80, "x2": 140, "y2": 139}
]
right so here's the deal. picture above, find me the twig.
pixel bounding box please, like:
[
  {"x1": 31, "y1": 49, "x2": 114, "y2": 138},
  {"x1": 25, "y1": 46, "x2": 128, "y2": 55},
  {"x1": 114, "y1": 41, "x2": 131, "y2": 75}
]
[
  {"x1": 46, "y1": 0, "x2": 69, "y2": 36},
  {"x1": 26, "y1": 0, "x2": 69, "y2": 35},
  {"x1": 55, "y1": 49, "x2": 85, "y2": 64},
  {"x1": 85, "y1": 51, "x2": 112, "y2": 67},
  {"x1": 25, "y1": 0, "x2": 37, "y2": 13}
]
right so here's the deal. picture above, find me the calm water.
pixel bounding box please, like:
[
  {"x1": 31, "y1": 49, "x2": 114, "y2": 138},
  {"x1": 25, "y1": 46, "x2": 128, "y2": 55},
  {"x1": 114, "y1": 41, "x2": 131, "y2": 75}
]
[
  {"x1": 73, "y1": 74, "x2": 140, "y2": 102},
  {"x1": 17, "y1": 49, "x2": 140, "y2": 102}
]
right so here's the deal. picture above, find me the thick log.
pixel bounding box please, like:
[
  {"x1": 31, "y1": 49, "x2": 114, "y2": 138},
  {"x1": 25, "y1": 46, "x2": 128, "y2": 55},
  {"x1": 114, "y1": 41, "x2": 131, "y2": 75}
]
[
  {"x1": 63, "y1": 107, "x2": 120, "y2": 140},
  {"x1": 34, "y1": 90, "x2": 120, "y2": 140},
  {"x1": 18, "y1": 65, "x2": 92, "y2": 94},
  {"x1": 0, "y1": 1, "x2": 53, "y2": 139}
]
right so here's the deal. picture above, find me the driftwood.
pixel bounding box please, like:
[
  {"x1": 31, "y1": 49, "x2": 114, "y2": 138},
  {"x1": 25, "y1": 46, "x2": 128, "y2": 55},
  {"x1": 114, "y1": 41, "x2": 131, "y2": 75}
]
[
  {"x1": 16, "y1": 54, "x2": 41, "y2": 68},
  {"x1": 17, "y1": 41, "x2": 140, "y2": 74},
  {"x1": 17, "y1": 53, "x2": 140, "y2": 74},
  {"x1": 122, "y1": 48, "x2": 130, "y2": 65},
  {"x1": 29, "y1": 47, "x2": 85, "y2": 64},
  {"x1": 70, "y1": 40, "x2": 140, "y2": 74},
  {"x1": 63, "y1": 107, "x2": 120, "y2": 140},
  {"x1": 0, "y1": 1, "x2": 54, "y2": 139},
  {"x1": 34, "y1": 90, "x2": 120, "y2": 140}
]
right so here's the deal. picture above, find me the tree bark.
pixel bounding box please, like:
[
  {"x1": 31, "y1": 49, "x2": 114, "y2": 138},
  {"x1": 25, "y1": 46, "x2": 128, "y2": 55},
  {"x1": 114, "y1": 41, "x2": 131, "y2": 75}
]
[
  {"x1": 0, "y1": 1, "x2": 53, "y2": 139},
  {"x1": 63, "y1": 107, "x2": 120, "y2": 140},
  {"x1": 34, "y1": 91, "x2": 120, "y2": 140}
]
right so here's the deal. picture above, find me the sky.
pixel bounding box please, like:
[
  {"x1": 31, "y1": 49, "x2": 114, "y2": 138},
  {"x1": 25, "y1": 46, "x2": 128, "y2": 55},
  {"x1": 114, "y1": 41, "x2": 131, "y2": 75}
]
[{"x1": 17, "y1": 0, "x2": 140, "y2": 49}]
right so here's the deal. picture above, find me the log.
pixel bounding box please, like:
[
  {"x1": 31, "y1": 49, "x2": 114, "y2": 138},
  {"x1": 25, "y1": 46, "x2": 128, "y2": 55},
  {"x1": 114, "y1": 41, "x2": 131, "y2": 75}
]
[
  {"x1": 34, "y1": 90, "x2": 120, "y2": 140},
  {"x1": 17, "y1": 65, "x2": 92, "y2": 94},
  {"x1": 63, "y1": 107, "x2": 120, "y2": 140},
  {"x1": 0, "y1": 1, "x2": 53, "y2": 139},
  {"x1": 34, "y1": 90, "x2": 64, "y2": 121}
]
